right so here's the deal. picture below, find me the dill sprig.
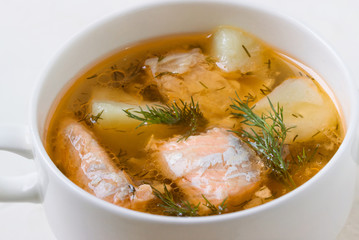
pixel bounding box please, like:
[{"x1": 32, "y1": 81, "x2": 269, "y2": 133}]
[
  {"x1": 91, "y1": 110, "x2": 104, "y2": 122},
  {"x1": 123, "y1": 97, "x2": 207, "y2": 140},
  {"x1": 202, "y1": 195, "x2": 227, "y2": 215},
  {"x1": 265, "y1": 59, "x2": 271, "y2": 69},
  {"x1": 155, "y1": 72, "x2": 183, "y2": 79},
  {"x1": 230, "y1": 95, "x2": 295, "y2": 187},
  {"x1": 199, "y1": 81, "x2": 208, "y2": 89},
  {"x1": 259, "y1": 84, "x2": 271, "y2": 95},
  {"x1": 151, "y1": 185, "x2": 228, "y2": 216},
  {"x1": 79, "y1": 110, "x2": 104, "y2": 127},
  {"x1": 151, "y1": 185, "x2": 199, "y2": 216},
  {"x1": 242, "y1": 45, "x2": 251, "y2": 58},
  {"x1": 296, "y1": 146, "x2": 318, "y2": 166}
]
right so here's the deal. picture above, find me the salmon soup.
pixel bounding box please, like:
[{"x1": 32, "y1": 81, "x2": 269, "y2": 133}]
[{"x1": 45, "y1": 26, "x2": 343, "y2": 216}]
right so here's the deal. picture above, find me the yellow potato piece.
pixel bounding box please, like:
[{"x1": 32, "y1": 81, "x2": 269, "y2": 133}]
[
  {"x1": 91, "y1": 101, "x2": 141, "y2": 129},
  {"x1": 211, "y1": 25, "x2": 263, "y2": 73},
  {"x1": 253, "y1": 77, "x2": 338, "y2": 143},
  {"x1": 89, "y1": 88, "x2": 154, "y2": 129}
]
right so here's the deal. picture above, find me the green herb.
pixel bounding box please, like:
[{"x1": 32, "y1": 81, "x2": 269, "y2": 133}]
[
  {"x1": 155, "y1": 72, "x2": 183, "y2": 79},
  {"x1": 199, "y1": 81, "x2": 208, "y2": 89},
  {"x1": 157, "y1": 55, "x2": 165, "y2": 62},
  {"x1": 244, "y1": 71, "x2": 254, "y2": 75},
  {"x1": 306, "y1": 74, "x2": 314, "y2": 80},
  {"x1": 205, "y1": 56, "x2": 216, "y2": 65},
  {"x1": 123, "y1": 97, "x2": 207, "y2": 140},
  {"x1": 138, "y1": 171, "x2": 149, "y2": 178},
  {"x1": 259, "y1": 84, "x2": 271, "y2": 95},
  {"x1": 296, "y1": 146, "x2": 318, "y2": 166},
  {"x1": 79, "y1": 110, "x2": 104, "y2": 126},
  {"x1": 292, "y1": 113, "x2": 303, "y2": 118},
  {"x1": 126, "y1": 60, "x2": 143, "y2": 77},
  {"x1": 151, "y1": 185, "x2": 199, "y2": 216},
  {"x1": 202, "y1": 195, "x2": 227, "y2": 215},
  {"x1": 265, "y1": 59, "x2": 271, "y2": 69},
  {"x1": 242, "y1": 45, "x2": 251, "y2": 58},
  {"x1": 216, "y1": 86, "x2": 226, "y2": 91},
  {"x1": 87, "y1": 74, "x2": 98, "y2": 79},
  {"x1": 151, "y1": 185, "x2": 228, "y2": 216},
  {"x1": 111, "y1": 70, "x2": 125, "y2": 81},
  {"x1": 230, "y1": 95, "x2": 295, "y2": 186},
  {"x1": 243, "y1": 93, "x2": 257, "y2": 103},
  {"x1": 236, "y1": 199, "x2": 251, "y2": 208},
  {"x1": 114, "y1": 129, "x2": 126, "y2": 133},
  {"x1": 91, "y1": 110, "x2": 104, "y2": 122},
  {"x1": 292, "y1": 134, "x2": 299, "y2": 143},
  {"x1": 117, "y1": 149, "x2": 127, "y2": 158},
  {"x1": 312, "y1": 130, "x2": 321, "y2": 138}
]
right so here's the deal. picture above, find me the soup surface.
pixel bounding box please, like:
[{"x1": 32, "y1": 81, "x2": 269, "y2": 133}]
[{"x1": 45, "y1": 26, "x2": 343, "y2": 216}]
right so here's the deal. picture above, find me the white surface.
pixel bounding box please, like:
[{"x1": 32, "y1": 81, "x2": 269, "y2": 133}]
[{"x1": 0, "y1": 0, "x2": 358, "y2": 239}]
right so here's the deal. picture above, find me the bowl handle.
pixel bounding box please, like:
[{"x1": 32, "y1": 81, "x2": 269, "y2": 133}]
[
  {"x1": 353, "y1": 89, "x2": 359, "y2": 164},
  {"x1": 0, "y1": 125, "x2": 41, "y2": 202}
]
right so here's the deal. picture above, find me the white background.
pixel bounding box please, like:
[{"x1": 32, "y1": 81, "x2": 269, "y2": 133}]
[{"x1": 0, "y1": 0, "x2": 358, "y2": 239}]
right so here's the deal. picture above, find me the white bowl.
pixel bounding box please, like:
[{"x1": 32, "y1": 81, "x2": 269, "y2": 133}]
[{"x1": 0, "y1": 1, "x2": 358, "y2": 239}]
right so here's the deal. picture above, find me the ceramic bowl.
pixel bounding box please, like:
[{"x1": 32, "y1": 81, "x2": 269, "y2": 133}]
[{"x1": 1, "y1": 1, "x2": 358, "y2": 239}]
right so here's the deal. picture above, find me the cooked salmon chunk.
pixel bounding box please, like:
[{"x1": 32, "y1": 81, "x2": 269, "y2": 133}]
[
  {"x1": 148, "y1": 128, "x2": 264, "y2": 209},
  {"x1": 144, "y1": 49, "x2": 241, "y2": 126},
  {"x1": 55, "y1": 118, "x2": 154, "y2": 209}
]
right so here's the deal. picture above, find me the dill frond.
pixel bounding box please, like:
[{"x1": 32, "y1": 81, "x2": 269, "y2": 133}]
[
  {"x1": 296, "y1": 146, "x2": 318, "y2": 166},
  {"x1": 205, "y1": 56, "x2": 216, "y2": 66},
  {"x1": 199, "y1": 81, "x2": 208, "y2": 89},
  {"x1": 157, "y1": 55, "x2": 165, "y2": 62},
  {"x1": 91, "y1": 110, "x2": 104, "y2": 122},
  {"x1": 202, "y1": 195, "x2": 227, "y2": 215},
  {"x1": 151, "y1": 185, "x2": 228, "y2": 216},
  {"x1": 155, "y1": 72, "x2": 183, "y2": 79},
  {"x1": 265, "y1": 59, "x2": 271, "y2": 69},
  {"x1": 230, "y1": 94, "x2": 295, "y2": 187},
  {"x1": 243, "y1": 93, "x2": 257, "y2": 103},
  {"x1": 242, "y1": 45, "x2": 251, "y2": 58},
  {"x1": 123, "y1": 97, "x2": 207, "y2": 140},
  {"x1": 86, "y1": 74, "x2": 98, "y2": 79},
  {"x1": 259, "y1": 84, "x2": 271, "y2": 95},
  {"x1": 151, "y1": 185, "x2": 199, "y2": 216},
  {"x1": 79, "y1": 110, "x2": 104, "y2": 127},
  {"x1": 216, "y1": 86, "x2": 226, "y2": 91}
]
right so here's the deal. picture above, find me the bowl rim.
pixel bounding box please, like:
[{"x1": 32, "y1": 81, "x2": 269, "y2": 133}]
[{"x1": 30, "y1": 0, "x2": 359, "y2": 224}]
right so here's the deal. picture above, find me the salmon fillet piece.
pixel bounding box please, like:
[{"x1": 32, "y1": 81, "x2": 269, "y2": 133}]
[
  {"x1": 148, "y1": 128, "x2": 264, "y2": 208},
  {"x1": 144, "y1": 49, "x2": 241, "y2": 127},
  {"x1": 55, "y1": 118, "x2": 154, "y2": 209}
]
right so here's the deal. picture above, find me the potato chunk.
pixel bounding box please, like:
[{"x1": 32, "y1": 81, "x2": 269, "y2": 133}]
[
  {"x1": 211, "y1": 25, "x2": 263, "y2": 73},
  {"x1": 253, "y1": 77, "x2": 338, "y2": 142},
  {"x1": 91, "y1": 100, "x2": 140, "y2": 129},
  {"x1": 89, "y1": 88, "x2": 156, "y2": 129}
]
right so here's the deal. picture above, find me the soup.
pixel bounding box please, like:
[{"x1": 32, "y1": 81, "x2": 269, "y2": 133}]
[{"x1": 45, "y1": 26, "x2": 343, "y2": 216}]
